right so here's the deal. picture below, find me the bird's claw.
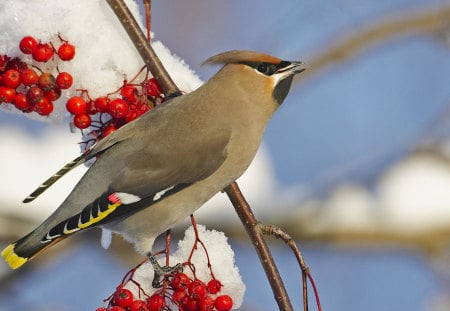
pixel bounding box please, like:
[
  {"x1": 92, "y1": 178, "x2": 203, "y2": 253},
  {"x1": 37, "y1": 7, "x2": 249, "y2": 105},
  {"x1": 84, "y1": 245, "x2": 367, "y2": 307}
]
[{"x1": 147, "y1": 252, "x2": 183, "y2": 288}]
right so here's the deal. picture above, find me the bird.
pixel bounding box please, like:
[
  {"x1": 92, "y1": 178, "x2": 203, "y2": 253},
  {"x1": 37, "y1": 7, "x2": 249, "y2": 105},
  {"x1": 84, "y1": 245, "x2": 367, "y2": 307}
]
[{"x1": 1, "y1": 50, "x2": 306, "y2": 273}]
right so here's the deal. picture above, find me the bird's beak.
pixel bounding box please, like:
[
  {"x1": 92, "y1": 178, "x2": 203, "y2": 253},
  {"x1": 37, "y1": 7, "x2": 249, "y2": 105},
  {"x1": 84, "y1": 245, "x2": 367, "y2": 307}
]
[{"x1": 277, "y1": 61, "x2": 307, "y2": 75}]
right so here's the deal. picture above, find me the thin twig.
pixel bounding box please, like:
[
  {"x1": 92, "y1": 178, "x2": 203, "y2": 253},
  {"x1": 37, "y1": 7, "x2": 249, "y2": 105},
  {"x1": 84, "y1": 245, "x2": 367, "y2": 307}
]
[
  {"x1": 260, "y1": 223, "x2": 309, "y2": 311},
  {"x1": 259, "y1": 223, "x2": 324, "y2": 311}
]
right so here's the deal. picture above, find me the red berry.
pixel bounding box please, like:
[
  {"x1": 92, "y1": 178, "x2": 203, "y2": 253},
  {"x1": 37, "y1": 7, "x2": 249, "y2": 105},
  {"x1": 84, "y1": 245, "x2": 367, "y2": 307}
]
[
  {"x1": 95, "y1": 308, "x2": 108, "y2": 311},
  {"x1": 73, "y1": 113, "x2": 91, "y2": 129},
  {"x1": 108, "y1": 98, "x2": 128, "y2": 119},
  {"x1": 14, "y1": 93, "x2": 31, "y2": 111},
  {"x1": 27, "y1": 86, "x2": 44, "y2": 104},
  {"x1": 171, "y1": 272, "x2": 191, "y2": 292},
  {"x1": 124, "y1": 104, "x2": 139, "y2": 123},
  {"x1": 138, "y1": 101, "x2": 151, "y2": 115},
  {"x1": 20, "y1": 68, "x2": 39, "y2": 86},
  {"x1": 130, "y1": 299, "x2": 149, "y2": 311},
  {"x1": 86, "y1": 100, "x2": 98, "y2": 115},
  {"x1": 120, "y1": 84, "x2": 139, "y2": 103},
  {"x1": 147, "y1": 294, "x2": 165, "y2": 311},
  {"x1": 66, "y1": 96, "x2": 87, "y2": 115},
  {"x1": 206, "y1": 279, "x2": 222, "y2": 294},
  {"x1": 185, "y1": 299, "x2": 200, "y2": 311},
  {"x1": 57, "y1": 42, "x2": 75, "y2": 61},
  {"x1": 32, "y1": 42, "x2": 54, "y2": 62},
  {"x1": 38, "y1": 72, "x2": 56, "y2": 91},
  {"x1": 188, "y1": 279, "x2": 207, "y2": 300},
  {"x1": 19, "y1": 36, "x2": 38, "y2": 54},
  {"x1": 199, "y1": 296, "x2": 215, "y2": 311},
  {"x1": 0, "y1": 86, "x2": 16, "y2": 103},
  {"x1": 5, "y1": 57, "x2": 27, "y2": 72},
  {"x1": 110, "y1": 307, "x2": 127, "y2": 311},
  {"x1": 44, "y1": 88, "x2": 61, "y2": 101},
  {"x1": 112, "y1": 288, "x2": 133, "y2": 308},
  {"x1": 101, "y1": 123, "x2": 117, "y2": 138},
  {"x1": 3, "y1": 69, "x2": 21, "y2": 88},
  {"x1": 214, "y1": 295, "x2": 233, "y2": 311},
  {"x1": 94, "y1": 96, "x2": 110, "y2": 113},
  {"x1": 55, "y1": 72, "x2": 73, "y2": 89},
  {"x1": 172, "y1": 290, "x2": 189, "y2": 306},
  {"x1": 144, "y1": 78, "x2": 162, "y2": 97},
  {"x1": 34, "y1": 97, "x2": 53, "y2": 116}
]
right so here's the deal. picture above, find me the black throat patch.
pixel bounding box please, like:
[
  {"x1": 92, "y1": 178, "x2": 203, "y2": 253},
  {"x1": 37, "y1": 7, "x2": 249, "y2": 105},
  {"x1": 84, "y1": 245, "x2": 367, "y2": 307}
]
[{"x1": 273, "y1": 75, "x2": 294, "y2": 105}]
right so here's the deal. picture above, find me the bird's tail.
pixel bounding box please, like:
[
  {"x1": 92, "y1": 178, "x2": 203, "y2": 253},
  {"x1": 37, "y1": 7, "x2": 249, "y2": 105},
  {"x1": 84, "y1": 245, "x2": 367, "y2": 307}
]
[
  {"x1": 1, "y1": 231, "x2": 62, "y2": 269},
  {"x1": 23, "y1": 153, "x2": 88, "y2": 203}
]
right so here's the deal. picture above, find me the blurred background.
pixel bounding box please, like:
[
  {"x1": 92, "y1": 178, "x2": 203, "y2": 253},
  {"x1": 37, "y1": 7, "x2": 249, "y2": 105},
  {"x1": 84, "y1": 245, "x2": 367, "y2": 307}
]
[{"x1": 1, "y1": 0, "x2": 450, "y2": 310}]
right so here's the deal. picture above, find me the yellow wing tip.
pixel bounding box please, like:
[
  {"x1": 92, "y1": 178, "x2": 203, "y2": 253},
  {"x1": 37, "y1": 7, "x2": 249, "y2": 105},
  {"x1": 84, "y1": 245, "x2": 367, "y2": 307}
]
[{"x1": 1, "y1": 244, "x2": 28, "y2": 269}]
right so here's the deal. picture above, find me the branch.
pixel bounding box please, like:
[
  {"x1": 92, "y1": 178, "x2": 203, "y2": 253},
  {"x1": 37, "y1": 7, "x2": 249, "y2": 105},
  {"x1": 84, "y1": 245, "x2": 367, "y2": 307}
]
[
  {"x1": 105, "y1": 1, "x2": 295, "y2": 310},
  {"x1": 105, "y1": 0, "x2": 180, "y2": 98},
  {"x1": 302, "y1": 4, "x2": 450, "y2": 81},
  {"x1": 224, "y1": 182, "x2": 294, "y2": 311}
]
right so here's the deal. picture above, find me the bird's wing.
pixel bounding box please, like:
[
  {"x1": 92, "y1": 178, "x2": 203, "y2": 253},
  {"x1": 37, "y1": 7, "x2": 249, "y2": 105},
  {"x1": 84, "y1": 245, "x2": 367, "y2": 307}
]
[
  {"x1": 38, "y1": 126, "x2": 231, "y2": 244},
  {"x1": 23, "y1": 95, "x2": 187, "y2": 203},
  {"x1": 40, "y1": 185, "x2": 188, "y2": 243}
]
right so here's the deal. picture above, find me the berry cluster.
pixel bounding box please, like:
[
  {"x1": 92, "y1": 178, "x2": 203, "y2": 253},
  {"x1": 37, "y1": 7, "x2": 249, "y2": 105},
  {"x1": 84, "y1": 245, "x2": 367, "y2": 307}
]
[
  {"x1": 1, "y1": 34, "x2": 163, "y2": 141},
  {"x1": 96, "y1": 273, "x2": 233, "y2": 311},
  {"x1": 95, "y1": 285, "x2": 150, "y2": 311},
  {"x1": 0, "y1": 35, "x2": 74, "y2": 115},
  {"x1": 66, "y1": 75, "x2": 163, "y2": 139},
  {"x1": 97, "y1": 223, "x2": 235, "y2": 311},
  {"x1": 161, "y1": 272, "x2": 233, "y2": 311}
]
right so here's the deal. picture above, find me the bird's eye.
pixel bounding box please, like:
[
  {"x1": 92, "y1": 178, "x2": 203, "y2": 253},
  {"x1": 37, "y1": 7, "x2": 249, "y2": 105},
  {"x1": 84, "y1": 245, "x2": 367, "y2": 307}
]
[{"x1": 257, "y1": 63, "x2": 270, "y2": 74}]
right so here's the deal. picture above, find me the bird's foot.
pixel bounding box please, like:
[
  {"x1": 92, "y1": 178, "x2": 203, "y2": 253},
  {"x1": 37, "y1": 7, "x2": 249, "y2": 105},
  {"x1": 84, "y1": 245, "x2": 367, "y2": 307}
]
[{"x1": 147, "y1": 252, "x2": 183, "y2": 288}]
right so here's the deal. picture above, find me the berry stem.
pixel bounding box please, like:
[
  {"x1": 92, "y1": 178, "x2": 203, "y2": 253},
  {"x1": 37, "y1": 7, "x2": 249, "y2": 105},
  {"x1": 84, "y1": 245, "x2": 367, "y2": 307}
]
[
  {"x1": 57, "y1": 33, "x2": 69, "y2": 43},
  {"x1": 188, "y1": 215, "x2": 216, "y2": 278}
]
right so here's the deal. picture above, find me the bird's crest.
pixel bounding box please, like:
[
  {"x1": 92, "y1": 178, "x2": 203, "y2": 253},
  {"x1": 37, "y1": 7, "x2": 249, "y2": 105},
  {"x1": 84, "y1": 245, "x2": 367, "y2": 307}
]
[{"x1": 202, "y1": 50, "x2": 282, "y2": 66}]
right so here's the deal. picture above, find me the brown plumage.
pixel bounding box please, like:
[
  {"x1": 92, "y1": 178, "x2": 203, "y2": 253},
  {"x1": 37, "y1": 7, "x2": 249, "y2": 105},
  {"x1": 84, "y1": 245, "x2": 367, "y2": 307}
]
[{"x1": 2, "y1": 50, "x2": 306, "y2": 270}]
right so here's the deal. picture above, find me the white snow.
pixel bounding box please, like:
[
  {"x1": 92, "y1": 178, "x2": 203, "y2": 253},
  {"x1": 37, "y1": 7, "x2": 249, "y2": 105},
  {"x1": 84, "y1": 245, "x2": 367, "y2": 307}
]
[
  {"x1": 125, "y1": 225, "x2": 245, "y2": 309},
  {"x1": 0, "y1": 0, "x2": 202, "y2": 122}
]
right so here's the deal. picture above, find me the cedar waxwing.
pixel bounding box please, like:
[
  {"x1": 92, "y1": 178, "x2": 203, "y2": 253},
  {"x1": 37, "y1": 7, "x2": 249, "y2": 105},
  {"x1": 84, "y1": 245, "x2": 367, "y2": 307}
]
[{"x1": 1, "y1": 50, "x2": 306, "y2": 271}]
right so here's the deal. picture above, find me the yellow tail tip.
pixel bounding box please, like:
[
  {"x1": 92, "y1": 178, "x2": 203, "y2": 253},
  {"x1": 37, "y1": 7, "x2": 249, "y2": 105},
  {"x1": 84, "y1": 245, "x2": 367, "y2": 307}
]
[{"x1": 1, "y1": 244, "x2": 28, "y2": 269}]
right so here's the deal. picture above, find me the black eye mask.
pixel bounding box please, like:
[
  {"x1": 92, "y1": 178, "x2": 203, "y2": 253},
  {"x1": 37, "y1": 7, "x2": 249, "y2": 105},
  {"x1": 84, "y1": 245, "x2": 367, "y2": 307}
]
[{"x1": 241, "y1": 60, "x2": 292, "y2": 76}]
